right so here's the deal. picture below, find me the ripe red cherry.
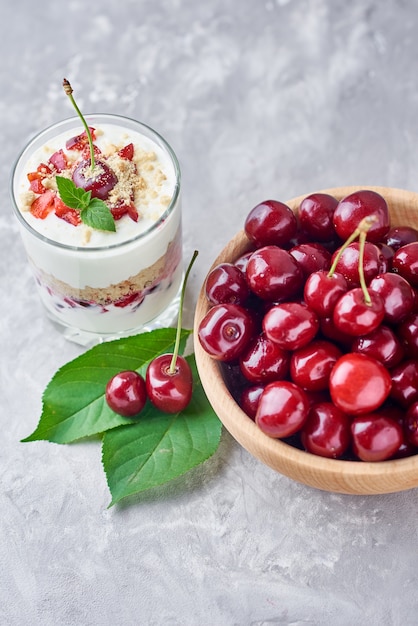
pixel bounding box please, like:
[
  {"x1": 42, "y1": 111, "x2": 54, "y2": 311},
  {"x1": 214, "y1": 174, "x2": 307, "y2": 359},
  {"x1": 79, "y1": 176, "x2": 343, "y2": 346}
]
[
  {"x1": 351, "y1": 414, "x2": 403, "y2": 461},
  {"x1": 298, "y1": 193, "x2": 338, "y2": 242},
  {"x1": 239, "y1": 332, "x2": 289, "y2": 383},
  {"x1": 289, "y1": 242, "x2": 331, "y2": 277},
  {"x1": 303, "y1": 270, "x2": 348, "y2": 318},
  {"x1": 255, "y1": 381, "x2": 310, "y2": 438},
  {"x1": 244, "y1": 199, "x2": 297, "y2": 247},
  {"x1": 146, "y1": 354, "x2": 193, "y2": 413},
  {"x1": 319, "y1": 316, "x2": 353, "y2": 350},
  {"x1": 205, "y1": 262, "x2": 249, "y2": 305},
  {"x1": 332, "y1": 189, "x2": 390, "y2": 244},
  {"x1": 351, "y1": 325, "x2": 404, "y2": 368},
  {"x1": 301, "y1": 402, "x2": 351, "y2": 458},
  {"x1": 404, "y1": 402, "x2": 418, "y2": 446},
  {"x1": 246, "y1": 246, "x2": 304, "y2": 301},
  {"x1": 330, "y1": 242, "x2": 387, "y2": 286},
  {"x1": 392, "y1": 242, "x2": 418, "y2": 287},
  {"x1": 329, "y1": 353, "x2": 392, "y2": 415},
  {"x1": 105, "y1": 370, "x2": 147, "y2": 417},
  {"x1": 384, "y1": 225, "x2": 418, "y2": 250},
  {"x1": 197, "y1": 303, "x2": 255, "y2": 361},
  {"x1": 332, "y1": 288, "x2": 385, "y2": 336},
  {"x1": 72, "y1": 158, "x2": 118, "y2": 200},
  {"x1": 263, "y1": 302, "x2": 319, "y2": 350},
  {"x1": 390, "y1": 360, "x2": 418, "y2": 408},
  {"x1": 369, "y1": 272, "x2": 415, "y2": 323},
  {"x1": 290, "y1": 340, "x2": 342, "y2": 391},
  {"x1": 397, "y1": 313, "x2": 418, "y2": 358},
  {"x1": 240, "y1": 384, "x2": 265, "y2": 419}
]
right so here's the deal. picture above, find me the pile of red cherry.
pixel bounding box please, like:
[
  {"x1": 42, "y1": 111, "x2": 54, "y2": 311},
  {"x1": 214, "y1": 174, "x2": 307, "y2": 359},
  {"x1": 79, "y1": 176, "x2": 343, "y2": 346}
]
[{"x1": 197, "y1": 190, "x2": 418, "y2": 462}]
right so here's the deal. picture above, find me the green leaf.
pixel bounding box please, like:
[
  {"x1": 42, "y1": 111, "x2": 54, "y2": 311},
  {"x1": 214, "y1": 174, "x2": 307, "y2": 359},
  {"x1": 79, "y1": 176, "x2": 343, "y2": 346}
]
[
  {"x1": 56, "y1": 175, "x2": 90, "y2": 209},
  {"x1": 81, "y1": 199, "x2": 116, "y2": 232},
  {"x1": 22, "y1": 328, "x2": 192, "y2": 444},
  {"x1": 55, "y1": 176, "x2": 116, "y2": 232},
  {"x1": 102, "y1": 354, "x2": 222, "y2": 506}
]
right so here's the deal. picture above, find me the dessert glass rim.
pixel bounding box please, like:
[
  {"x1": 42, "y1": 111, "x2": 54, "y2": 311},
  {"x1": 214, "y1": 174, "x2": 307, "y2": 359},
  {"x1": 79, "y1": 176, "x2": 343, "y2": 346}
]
[{"x1": 10, "y1": 113, "x2": 181, "y2": 253}]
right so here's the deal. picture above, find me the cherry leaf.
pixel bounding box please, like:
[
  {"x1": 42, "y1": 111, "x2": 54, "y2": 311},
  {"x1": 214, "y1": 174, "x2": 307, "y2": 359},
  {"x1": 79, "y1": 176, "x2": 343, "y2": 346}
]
[
  {"x1": 102, "y1": 354, "x2": 222, "y2": 506},
  {"x1": 22, "y1": 328, "x2": 192, "y2": 444}
]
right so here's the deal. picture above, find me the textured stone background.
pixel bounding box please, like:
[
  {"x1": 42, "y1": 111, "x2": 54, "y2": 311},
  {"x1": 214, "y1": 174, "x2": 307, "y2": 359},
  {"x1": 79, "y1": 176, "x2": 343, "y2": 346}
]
[{"x1": 2, "y1": 1, "x2": 418, "y2": 624}]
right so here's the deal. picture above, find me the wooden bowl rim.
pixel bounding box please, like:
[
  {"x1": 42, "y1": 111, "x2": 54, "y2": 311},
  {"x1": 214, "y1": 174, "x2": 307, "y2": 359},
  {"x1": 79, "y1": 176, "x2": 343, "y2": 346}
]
[{"x1": 193, "y1": 185, "x2": 418, "y2": 494}]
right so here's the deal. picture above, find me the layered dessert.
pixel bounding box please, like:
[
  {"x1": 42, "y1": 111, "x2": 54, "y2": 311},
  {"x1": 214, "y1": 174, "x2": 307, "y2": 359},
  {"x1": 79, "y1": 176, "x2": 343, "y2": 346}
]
[{"x1": 11, "y1": 114, "x2": 182, "y2": 343}]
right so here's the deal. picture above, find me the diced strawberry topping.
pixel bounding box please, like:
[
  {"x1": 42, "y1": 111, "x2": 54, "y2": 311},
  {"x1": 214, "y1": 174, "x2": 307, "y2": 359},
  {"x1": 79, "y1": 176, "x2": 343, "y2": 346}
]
[
  {"x1": 30, "y1": 190, "x2": 55, "y2": 219},
  {"x1": 110, "y1": 202, "x2": 139, "y2": 222},
  {"x1": 66, "y1": 127, "x2": 96, "y2": 151},
  {"x1": 110, "y1": 205, "x2": 128, "y2": 220},
  {"x1": 48, "y1": 149, "x2": 69, "y2": 173},
  {"x1": 81, "y1": 144, "x2": 102, "y2": 160},
  {"x1": 118, "y1": 143, "x2": 134, "y2": 160},
  {"x1": 29, "y1": 178, "x2": 46, "y2": 194},
  {"x1": 37, "y1": 162, "x2": 52, "y2": 176},
  {"x1": 54, "y1": 197, "x2": 81, "y2": 226},
  {"x1": 126, "y1": 203, "x2": 139, "y2": 222}
]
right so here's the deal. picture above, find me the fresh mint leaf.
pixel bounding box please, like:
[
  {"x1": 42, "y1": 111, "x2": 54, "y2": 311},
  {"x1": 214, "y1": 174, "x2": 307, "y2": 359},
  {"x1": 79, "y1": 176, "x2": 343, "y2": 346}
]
[
  {"x1": 102, "y1": 354, "x2": 222, "y2": 506},
  {"x1": 55, "y1": 175, "x2": 116, "y2": 232},
  {"x1": 81, "y1": 199, "x2": 116, "y2": 232},
  {"x1": 55, "y1": 175, "x2": 90, "y2": 209},
  {"x1": 21, "y1": 328, "x2": 192, "y2": 444}
]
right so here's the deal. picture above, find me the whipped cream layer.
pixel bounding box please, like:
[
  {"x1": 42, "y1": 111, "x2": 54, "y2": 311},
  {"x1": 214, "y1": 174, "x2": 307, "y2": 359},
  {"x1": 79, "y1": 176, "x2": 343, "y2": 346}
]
[
  {"x1": 12, "y1": 115, "x2": 183, "y2": 339},
  {"x1": 14, "y1": 120, "x2": 178, "y2": 248}
]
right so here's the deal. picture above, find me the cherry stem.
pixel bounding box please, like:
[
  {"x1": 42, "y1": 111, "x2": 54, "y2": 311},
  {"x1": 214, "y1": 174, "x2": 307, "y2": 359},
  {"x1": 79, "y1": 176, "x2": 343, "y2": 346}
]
[
  {"x1": 358, "y1": 229, "x2": 372, "y2": 305},
  {"x1": 169, "y1": 250, "x2": 199, "y2": 374},
  {"x1": 327, "y1": 215, "x2": 378, "y2": 278},
  {"x1": 63, "y1": 78, "x2": 96, "y2": 171}
]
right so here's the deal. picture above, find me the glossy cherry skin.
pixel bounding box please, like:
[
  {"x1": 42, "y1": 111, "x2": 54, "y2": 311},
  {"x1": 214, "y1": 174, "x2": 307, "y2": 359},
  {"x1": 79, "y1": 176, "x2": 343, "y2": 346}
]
[
  {"x1": 332, "y1": 189, "x2": 390, "y2": 244},
  {"x1": 384, "y1": 225, "x2": 418, "y2": 250},
  {"x1": 298, "y1": 193, "x2": 339, "y2": 242},
  {"x1": 246, "y1": 246, "x2": 304, "y2": 301},
  {"x1": 263, "y1": 302, "x2": 319, "y2": 350},
  {"x1": 332, "y1": 288, "x2": 385, "y2": 336},
  {"x1": 289, "y1": 242, "x2": 331, "y2": 277},
  {"x1": 397, "y1": 313, "x2": 418, "y2": 358},
  {"x1": 319, "y1": 316, "x2": 353, "y2": 349},
  {"x1": 244, "y1": 199, "x2": 297, "y2": 247},
  {"x1": 105, "y1": 370, "x2": 147, "y2": 417},
  {"x1": 197, "y1": 303, "x2": 255, "y2": 361},
  {"x1": 329, "y1": 353, "x2": 392, "y2": 415},
  {"x1": 351, "y1": 414, "x2": 403, "y2": 461},
  {"x1": 205, "y1": 262, "x2": 249, "y2": 305},
  {"x1": 239, "y1": 332, "x2": 289, "y2": 383},
  {"x1": 234, "y1": 251, "x2": 254, "y2": 275},
  {"x1": 146, "y1": 354, "x2": 193, "y2": 413},
  {"x1": 377, "y1": 243, "x2": 395, "y2": 268},
  {"x1": 351, "y1": 325, "x2": 404, "y2": 368},
  {"x1": 369, "y1": 272, "x2": 415, "y2": 324},
  {"x1": 290, "y1": 340, "x2": 342, "y2": 392},
  {"x1": 330, "y1": 242, "x2": 388, "y2": 287},
  {"x1": 303, "y1": 270, "x2": 348, "y2": 318},
  {"x1": 72, "y1": 158, "x2": 118, "y2": 200},
  {"x1": 255, "y1": 381, "x2": 310, "y2": 438},
  {"x1": 404, "y1": 402, "x2": 418, "y2": 447},
  {"x1": 240, "y1": 384, "x2": 265, "y2": 419},
  {"x1": 301, "y1": 402, "x2": 351, "y2": 458},
  {"x1": 390, "y1": 360, "x2": 418, "y2": 408},
  {"x1": 392, "y1": 242, "x2": 418, "y2": 287}
]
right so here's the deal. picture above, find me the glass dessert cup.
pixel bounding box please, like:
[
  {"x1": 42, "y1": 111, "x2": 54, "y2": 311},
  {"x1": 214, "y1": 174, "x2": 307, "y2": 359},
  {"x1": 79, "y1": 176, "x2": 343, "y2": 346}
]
[{"x1": 11, "y1": 114, "x2": 182, "y2": 346}]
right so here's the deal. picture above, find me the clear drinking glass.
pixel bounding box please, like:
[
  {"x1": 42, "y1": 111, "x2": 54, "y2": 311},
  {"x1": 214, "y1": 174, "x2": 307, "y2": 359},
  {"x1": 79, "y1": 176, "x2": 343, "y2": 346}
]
[{"x1": 11, "y1": 114, "x2": 182, "y2": 346}]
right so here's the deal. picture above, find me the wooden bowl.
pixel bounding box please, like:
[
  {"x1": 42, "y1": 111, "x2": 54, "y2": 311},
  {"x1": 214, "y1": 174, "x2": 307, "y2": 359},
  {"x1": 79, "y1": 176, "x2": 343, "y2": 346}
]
[{"x1": 194, "y1": 186, "x2": 418, "y2": 495}]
